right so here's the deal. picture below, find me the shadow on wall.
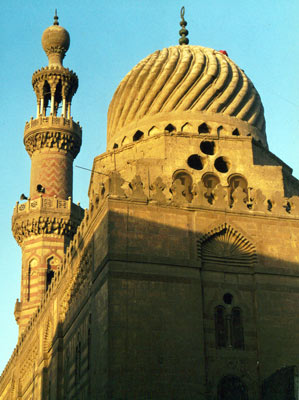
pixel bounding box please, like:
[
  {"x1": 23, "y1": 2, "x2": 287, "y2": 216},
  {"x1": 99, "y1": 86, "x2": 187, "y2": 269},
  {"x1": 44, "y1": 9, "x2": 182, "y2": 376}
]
[{"x1": 10, "y1": 208, "x2": 299, "y2": 399}]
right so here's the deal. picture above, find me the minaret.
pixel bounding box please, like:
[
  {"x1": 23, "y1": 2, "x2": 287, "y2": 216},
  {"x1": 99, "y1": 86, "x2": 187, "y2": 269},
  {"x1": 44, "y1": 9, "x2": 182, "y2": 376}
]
[{"x1": 12, "y1": 13, "x2": 84, "y2": 335}]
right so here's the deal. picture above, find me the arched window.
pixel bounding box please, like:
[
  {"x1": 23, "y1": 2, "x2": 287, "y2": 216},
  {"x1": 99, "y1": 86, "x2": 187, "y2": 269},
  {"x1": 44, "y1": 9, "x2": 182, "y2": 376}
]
[
  {"x1": 218, "y1": 375, "x2": 248, "y2": 400},
  {"x1": 173, "y1": 170, "x2": 193, "y2": 202},
  {"x1": 231, "y1": 307, "x2": 244, "y2": 349},
  {"x1": 215, "y1": 306, "x2": 227, "y2": 348},
  {"x1": 46, "y1": 257, "x2": 55, "y2": 291}
]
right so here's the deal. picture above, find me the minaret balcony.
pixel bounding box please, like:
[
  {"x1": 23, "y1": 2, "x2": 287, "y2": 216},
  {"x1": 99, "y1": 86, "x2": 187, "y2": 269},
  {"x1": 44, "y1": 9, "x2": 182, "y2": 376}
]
[
  {"x1": 24, "y1": 116, "x2": 82, "y2": 158},
  {"x1": 12, "y1": 196, "x2": 84, "y2": 245}
]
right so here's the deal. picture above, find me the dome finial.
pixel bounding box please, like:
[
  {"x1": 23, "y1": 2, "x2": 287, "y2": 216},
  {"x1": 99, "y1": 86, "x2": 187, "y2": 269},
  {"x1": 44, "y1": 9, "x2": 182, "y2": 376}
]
[
  {"x1": 179, "y1": 6, "x2": 189, "y2": 45},
  {"x1": 53, "y1": 9, "x2": 59, "y2": 26}
]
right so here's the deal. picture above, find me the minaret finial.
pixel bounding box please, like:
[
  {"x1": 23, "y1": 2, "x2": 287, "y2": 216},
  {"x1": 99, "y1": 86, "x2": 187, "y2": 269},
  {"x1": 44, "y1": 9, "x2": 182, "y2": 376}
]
[
  {"x1": 179, "y1": 6, "x2": 189, "y2": 45},
  {"x1": 54, "y1": 9, "x2": 59, "y2": 26}
]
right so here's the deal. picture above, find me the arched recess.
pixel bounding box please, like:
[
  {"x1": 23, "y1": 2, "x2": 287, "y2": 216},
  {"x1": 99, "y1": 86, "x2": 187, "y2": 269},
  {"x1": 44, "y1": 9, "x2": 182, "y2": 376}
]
[
  {"x1": 43, "y1": 317, "x2": 53, "y2": 357},
  {"x1": 148, "y1": 125, "x2": 159, "y2": 136},
  {"x1": 42, "y1": 80, "x2": 51, "y2": 116},
  {"x1": 27, "y1": 258, "x2": 38, "y2": 302},
  {"x1": 121, "y1": 136, "x2": 129, "y2": 146},
  {"x1": 173, "y1": 169, "x2": 193, "y2": 202},
  {"x1": 181, "y1": 122, "x2": 193, "y2": 133},
  {"x1": 217, "y1": 375, "x2": 248, "y2": 400},
  {"x1": 198, "y1": 223, "x2": 257, "y2": 268},
  {"x1": 228, "y1": 174, "x2": 248, "y2": 205}
]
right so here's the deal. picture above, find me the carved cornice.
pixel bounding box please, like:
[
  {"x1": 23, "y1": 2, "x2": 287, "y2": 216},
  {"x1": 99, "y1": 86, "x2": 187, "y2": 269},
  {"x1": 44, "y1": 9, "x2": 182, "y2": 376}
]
[
  {"x1": 24, "y1": 116, "x2": 81, "y2": 157},
  {"x1": 12, "y1": 197, "x2": 84, "y2": 245},
  {"x1": 12, "y1": 215, "x2": 78, "y2": 245},
  {"x1": 24, "y1": 129, "x2": 81, "y2": 158}
]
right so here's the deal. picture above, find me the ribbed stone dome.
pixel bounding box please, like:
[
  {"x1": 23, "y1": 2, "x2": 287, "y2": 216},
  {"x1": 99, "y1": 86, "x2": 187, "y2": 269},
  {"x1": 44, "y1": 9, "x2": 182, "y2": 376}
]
[{"x1": 107, "y1": 45, "x2": 267, "y2": 149}]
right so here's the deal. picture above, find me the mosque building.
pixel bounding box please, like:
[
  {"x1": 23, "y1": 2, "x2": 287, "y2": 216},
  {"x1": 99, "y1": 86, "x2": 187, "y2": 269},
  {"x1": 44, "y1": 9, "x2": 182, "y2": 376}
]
[{"x1": 0, "y1": 9, "x2": 299, "y2": 400}]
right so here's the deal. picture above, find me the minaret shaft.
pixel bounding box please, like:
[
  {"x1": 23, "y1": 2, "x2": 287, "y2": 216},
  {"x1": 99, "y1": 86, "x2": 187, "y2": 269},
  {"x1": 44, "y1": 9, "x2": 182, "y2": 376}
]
[
  {"x1": 12, "y1": 14, "x2": 84, "y2": 335},
  {"x1": 30, "y1": 151, "x2": 73, "y2": 199}
]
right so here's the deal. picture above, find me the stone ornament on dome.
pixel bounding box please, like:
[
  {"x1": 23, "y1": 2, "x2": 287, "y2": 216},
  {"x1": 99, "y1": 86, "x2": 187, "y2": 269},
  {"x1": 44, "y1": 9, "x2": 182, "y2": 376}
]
[
  {"x1": 179, "y1": 6, "x2": 189, "y2": 45},
  {"x1": 41, "y1": 10, "x2": 70, "y2": 67}
]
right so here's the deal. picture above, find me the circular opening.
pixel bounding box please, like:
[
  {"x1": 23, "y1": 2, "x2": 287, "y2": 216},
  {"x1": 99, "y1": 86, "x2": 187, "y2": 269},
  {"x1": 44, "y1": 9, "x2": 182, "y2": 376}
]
[
  {"x1": 223, "y1": 293, "x2": 233, "y2": 304},
  {"x1": 187, "y1": 154, "x2": 204, "y2": 170},
  {"x1": 214, "y1": 157, "x2": 230, "y2": 173},
  {"x1": 200, "y1": 140, "x2": 215, "y2": 155}
]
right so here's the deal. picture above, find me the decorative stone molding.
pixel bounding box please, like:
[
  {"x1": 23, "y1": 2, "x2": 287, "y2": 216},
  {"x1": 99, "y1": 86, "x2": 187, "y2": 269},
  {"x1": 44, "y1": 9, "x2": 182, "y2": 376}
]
[
  {"x1": 12, "y1": 215, "x2": 79, "y2": 245},
  {"x1": 89, "y1": 173, "x2": 299, "y2": 217},
  {"x1": 12, "y1": 197, "x2": 83, "y2": 245},
  {"x1": 129, "y1": 175, "x2": 147, "y2": 202},
  {"x1": 150, "y1": 177, "x2": 167, "y2": 204}
]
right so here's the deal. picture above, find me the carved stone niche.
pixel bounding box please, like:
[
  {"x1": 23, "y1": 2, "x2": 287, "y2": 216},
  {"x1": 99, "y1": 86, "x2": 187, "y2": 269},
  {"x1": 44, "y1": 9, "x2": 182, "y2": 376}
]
[{"x1": 198, "y1": 223, "x2": 257, "y2": 268}]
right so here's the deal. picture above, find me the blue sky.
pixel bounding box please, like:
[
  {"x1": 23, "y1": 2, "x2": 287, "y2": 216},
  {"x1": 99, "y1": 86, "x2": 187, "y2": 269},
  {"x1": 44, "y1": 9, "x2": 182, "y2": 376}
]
[{"x1": 0, "y1": 0, "x2": 298, "y2": 373}]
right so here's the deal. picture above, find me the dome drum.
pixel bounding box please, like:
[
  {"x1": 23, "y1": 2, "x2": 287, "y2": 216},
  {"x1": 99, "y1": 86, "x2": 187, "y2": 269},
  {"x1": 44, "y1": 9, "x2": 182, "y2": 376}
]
[{"x1": 108, "y1": 110, "x2": 267, "y2": 150}]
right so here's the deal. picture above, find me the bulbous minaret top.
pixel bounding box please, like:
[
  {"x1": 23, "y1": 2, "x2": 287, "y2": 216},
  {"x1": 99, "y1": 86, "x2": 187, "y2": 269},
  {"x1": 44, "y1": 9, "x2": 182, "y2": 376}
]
[{"x1": 41, "y1": 10, "x2": 70, "y2": 67}]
